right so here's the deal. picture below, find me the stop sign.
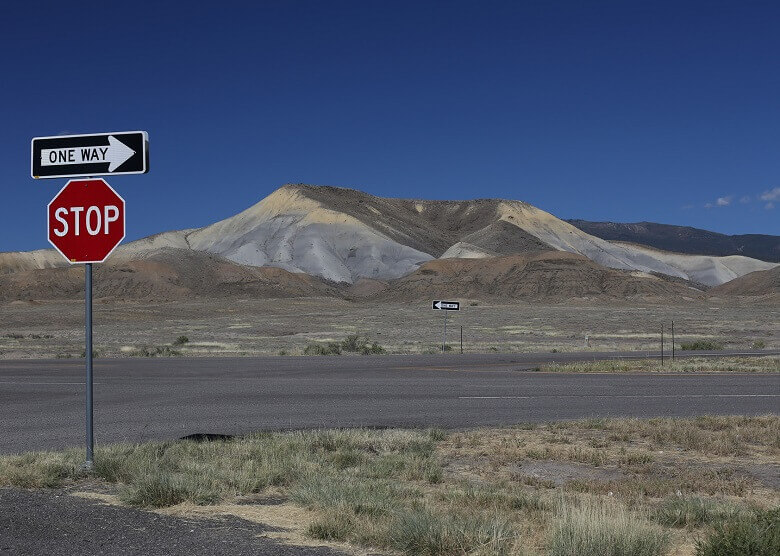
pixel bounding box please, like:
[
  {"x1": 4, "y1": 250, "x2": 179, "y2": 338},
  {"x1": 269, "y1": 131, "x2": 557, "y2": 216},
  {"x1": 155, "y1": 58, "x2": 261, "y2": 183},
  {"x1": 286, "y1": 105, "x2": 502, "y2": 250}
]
[{"x1": 47, "y1": 178, "x2": 126, "y2": 263}]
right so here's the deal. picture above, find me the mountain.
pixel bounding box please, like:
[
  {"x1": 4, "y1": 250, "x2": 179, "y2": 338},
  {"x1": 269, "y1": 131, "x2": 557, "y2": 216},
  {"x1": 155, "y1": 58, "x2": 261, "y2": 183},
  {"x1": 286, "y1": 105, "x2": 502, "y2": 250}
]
[
  {"x1": 119, "y1": 184, "x2": 775, "y2": 286},
  {"x1": 567, "y1": 220, "x2": 780, "y2": 262},
  {"x1": 365, "y1": 252, "x2": 702, "y2": 302},
  {"x1": 708, "y1": 266, "x2": 780, "y2": 298},
  {"x1": 1, "y1": 184, "x2": 776, "y2": 300},
  {"x1": 0, "y1": 249, "x2": 336, "y2": 302}
]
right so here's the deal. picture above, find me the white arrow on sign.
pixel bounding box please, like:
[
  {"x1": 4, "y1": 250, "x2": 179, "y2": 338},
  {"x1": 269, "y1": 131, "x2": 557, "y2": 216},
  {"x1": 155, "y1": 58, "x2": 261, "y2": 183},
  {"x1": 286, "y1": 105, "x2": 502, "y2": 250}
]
[
  {"x1": 40, "y1": 135, "x2": 136, "y2": 172},
  {"x1": 434, "y1": 301, "x2": 459, "y2": 310}
]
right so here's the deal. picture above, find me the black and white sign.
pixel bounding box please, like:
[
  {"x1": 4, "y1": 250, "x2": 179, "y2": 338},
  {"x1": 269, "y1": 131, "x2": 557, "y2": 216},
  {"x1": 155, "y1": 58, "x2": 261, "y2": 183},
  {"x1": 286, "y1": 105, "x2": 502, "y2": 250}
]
[
  {"x1": 432, "y1": 300, "x2": 460, "y2": 310},
  {"x1": 32, "y1": 131, "x2": 149, "y2": 179}
]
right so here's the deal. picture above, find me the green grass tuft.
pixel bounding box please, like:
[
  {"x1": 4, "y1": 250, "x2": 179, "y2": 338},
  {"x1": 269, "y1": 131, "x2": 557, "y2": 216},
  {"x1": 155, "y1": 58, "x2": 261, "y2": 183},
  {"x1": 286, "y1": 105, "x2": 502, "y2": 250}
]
[
  {"x1": 391, "y1": 507, "x2": 517, "y2": 556},
  {"x1": 307, "y1": 511, "x2": 355, "y2": 541},
  {"x1": 549, "y1": 501, "x2": 670, "y2": 556},
  {"x1": 654, "y1": 495, "x2": 746, "y2": 528},
  {"x1": 695, "y1": 507, "x2": 780, "y2": 556}
]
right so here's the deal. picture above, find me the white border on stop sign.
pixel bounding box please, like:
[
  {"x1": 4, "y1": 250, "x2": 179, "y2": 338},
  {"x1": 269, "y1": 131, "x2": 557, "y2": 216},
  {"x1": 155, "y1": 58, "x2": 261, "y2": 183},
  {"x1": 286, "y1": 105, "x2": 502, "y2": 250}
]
[{"x1": 46, "y1": 178, "x2": 126, "y2": 264}]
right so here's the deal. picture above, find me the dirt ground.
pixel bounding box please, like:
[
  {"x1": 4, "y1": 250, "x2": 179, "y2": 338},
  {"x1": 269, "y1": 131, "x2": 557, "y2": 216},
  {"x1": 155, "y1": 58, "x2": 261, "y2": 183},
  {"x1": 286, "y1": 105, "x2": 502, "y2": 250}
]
[{"x1": 0, "y1": 298, "x2": 776, "y2": 359}]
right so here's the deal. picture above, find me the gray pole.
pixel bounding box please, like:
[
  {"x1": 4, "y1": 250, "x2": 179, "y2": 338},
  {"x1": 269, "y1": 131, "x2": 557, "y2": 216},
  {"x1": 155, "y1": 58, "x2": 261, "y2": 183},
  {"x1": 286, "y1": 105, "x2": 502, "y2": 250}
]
[
  {"x1": 460, "y1": 325, "x2": 463, "y2": 354},
  {"x1": 660, "y1": 324, "x2": 664, "y2": 366},
  {"x1": 85, "y1": 263, "x2": 94, "y2": 468},
  {"x1": 442, "y1": 311, "x2": 447, "y2": 353},
  {"x1": 671, "y1": 321, "x2": 675, "y2": 361}
]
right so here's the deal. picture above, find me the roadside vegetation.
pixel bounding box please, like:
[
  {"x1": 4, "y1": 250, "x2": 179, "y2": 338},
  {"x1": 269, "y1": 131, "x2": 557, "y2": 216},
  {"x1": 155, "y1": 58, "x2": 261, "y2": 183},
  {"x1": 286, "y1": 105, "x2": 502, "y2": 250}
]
[
  {"x1": 680, "y1": 340, "x2": 724, "y2": 351},
  {"x1": 1, "y1": 416, "x2": 777, "y2": 555},
  {"x1": 304, "y1": 334, "x2": 386, "y2": 356},
  {"x1": 539, "y1": 356, "x2": 779, "y2": 373}
]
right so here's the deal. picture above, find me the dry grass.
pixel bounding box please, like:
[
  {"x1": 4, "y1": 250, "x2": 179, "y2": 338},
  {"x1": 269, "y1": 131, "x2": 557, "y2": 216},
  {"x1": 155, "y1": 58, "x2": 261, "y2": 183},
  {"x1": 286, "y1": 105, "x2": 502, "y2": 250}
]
[
  {"x1": 1, "y1": 298, "x2": 777, "y2": 358},
  {"x1": 1, "y1": 416, "x2": 778, "y2": 555},
  {"x1": 540, "y1": 357, "x2": 779, "y2": 373}
]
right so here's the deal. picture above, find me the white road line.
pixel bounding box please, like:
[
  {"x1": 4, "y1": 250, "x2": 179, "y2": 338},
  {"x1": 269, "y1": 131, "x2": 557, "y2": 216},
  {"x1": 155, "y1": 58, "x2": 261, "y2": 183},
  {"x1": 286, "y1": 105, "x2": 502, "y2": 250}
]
[
  {"x1": 0, "y1": 381, "x2": 98, "y2": 385},
  {"x1": 460, "y1": 396, "x2": 532, "y2": 399},
  {"x1": 459, "y1": 394, "x2": 780, "y2": 399}
]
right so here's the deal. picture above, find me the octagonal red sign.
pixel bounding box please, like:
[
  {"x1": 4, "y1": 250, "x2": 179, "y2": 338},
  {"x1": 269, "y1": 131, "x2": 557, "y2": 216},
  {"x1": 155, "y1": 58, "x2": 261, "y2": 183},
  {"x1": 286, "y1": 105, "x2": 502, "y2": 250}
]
[{"x1": 47, "y1": 178, "x2": 126, "y2": 263}]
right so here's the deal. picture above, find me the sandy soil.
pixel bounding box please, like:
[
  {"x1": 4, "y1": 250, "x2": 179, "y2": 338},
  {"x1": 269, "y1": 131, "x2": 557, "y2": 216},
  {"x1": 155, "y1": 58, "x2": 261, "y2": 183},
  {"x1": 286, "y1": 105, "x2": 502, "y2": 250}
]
[{"x1": 0, "y1": 298, "x2": 775, "y2": 358}]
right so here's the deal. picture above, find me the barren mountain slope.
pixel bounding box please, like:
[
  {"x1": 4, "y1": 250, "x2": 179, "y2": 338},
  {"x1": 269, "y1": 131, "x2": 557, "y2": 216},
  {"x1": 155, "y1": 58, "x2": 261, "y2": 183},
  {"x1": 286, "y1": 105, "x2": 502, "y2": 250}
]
[
  {"x1": 708, "y1": 266, "x2": 780, "y2": 297},
  {"x1": 1, "y1": 184, "x2": 775, "y2": 287},
  {"x1": 0, "y1": 249, "x2": 336, "y2": 302},
  {"x1": 162, "y1": 184, "x2": 778, "y2": 285},
  {"x1": 376, "y1": 252, "x2": 703, "y2": 302},
  {"x1": 0, "y1": 249, "x2": 66, "y2": 275},
  {"x1": 611, "y1": 242, "x2": 777, "y2": 286}
]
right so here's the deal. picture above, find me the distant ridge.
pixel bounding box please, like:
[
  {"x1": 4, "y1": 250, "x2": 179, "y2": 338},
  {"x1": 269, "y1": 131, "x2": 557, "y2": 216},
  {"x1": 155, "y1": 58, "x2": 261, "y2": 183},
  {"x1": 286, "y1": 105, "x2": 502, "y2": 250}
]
[{"x1": 567, "y1": 220, "x2": 780, "y2": 262}]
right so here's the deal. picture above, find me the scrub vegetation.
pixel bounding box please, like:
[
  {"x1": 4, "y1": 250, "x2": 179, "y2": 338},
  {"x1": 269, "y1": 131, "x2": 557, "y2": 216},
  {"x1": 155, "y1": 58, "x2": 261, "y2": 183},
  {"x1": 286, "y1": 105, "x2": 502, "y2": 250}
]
[
  {"x1": 1, "y1": 299, "x2": 777, "y2": 358},
  {"x1": 1, "y1": 416, "x2": 777, "y2": 555},
  {"x1": 304, "y1": 335, "x2": 386, "y2": 356},
  {"x1": 680, "y1": 340, "x2": 724, "y2": 351},
  {"x1": 539, "y1": 356, "x2": 779, "y2": 373}
]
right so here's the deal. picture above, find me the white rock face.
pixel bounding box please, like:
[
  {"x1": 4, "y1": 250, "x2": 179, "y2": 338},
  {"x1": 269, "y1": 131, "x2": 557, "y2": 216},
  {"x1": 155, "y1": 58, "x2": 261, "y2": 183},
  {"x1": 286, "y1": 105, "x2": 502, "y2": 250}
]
[
  {"x1": 440, "y1": 242, "x2": 495, "y2": 259},
  {"x1": 183, "y1": 187, "x2": 433, "y2": 283},
  {"x1": 494, "y1": 201, "x2": 777, "y2": 286}
]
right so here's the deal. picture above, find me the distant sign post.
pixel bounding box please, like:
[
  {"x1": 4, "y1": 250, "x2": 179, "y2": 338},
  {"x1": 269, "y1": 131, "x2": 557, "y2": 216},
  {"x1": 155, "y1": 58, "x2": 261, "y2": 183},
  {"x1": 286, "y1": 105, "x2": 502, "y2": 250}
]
[
  {"x1": 35, "y1": 130, "x2": 147, "y2": 470},
  {"x1": 32, "y1": 131, "x2": 148, "y2": 179},
  {"x1": 432, "y1": 300, "x2": 460, "y2": 353}
]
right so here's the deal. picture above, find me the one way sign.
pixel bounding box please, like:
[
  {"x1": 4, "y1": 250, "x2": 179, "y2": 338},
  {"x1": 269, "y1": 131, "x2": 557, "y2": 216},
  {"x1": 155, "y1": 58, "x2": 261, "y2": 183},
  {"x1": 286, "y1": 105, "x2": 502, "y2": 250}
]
[
  {"x1": 32, "y1": 131, "x2": 149, "y2": 179},
  {"x1": 432, "y1": 300, "x2": 460, "y2": 310}
]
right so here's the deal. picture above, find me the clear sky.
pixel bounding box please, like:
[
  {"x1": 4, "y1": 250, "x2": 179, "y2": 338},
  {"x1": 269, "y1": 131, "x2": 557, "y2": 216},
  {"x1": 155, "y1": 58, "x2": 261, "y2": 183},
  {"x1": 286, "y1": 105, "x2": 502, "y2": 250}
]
[{"x1": 1, "y1": 0, "x2": 778, "y2": 252}]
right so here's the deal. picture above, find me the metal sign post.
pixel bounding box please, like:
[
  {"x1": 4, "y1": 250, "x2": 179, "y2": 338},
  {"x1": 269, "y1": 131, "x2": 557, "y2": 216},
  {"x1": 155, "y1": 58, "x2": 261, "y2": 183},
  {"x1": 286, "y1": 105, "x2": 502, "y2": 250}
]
[
  {"x1": 661, "y1": 324, "x2": 664, "y2": 366},
  {"x1": 443, "y1": 310, "x2": 447, "y2": 353},
  {"x1": 35, "y1": 130, "x2": 148, "y2": 470},
  {"x1": 432, "y1": 301, "x2": 460, "y2": 353},
  {"x1": 85, "y1": 263, "x2": 94, "y2": 468}
]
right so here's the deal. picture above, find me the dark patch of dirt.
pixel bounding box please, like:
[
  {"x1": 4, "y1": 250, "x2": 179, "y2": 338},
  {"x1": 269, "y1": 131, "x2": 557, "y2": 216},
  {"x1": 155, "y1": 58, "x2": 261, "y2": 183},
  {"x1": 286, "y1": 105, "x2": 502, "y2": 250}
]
[{"x1": 509, "y1": 461, "x2": 625, "y2": 486}]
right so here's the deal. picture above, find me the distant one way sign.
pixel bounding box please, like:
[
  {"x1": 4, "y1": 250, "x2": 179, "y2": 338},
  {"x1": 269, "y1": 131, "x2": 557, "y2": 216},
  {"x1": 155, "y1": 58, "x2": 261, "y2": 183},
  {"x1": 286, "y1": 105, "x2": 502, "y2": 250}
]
[
  {"x1": 432, "y1": 300, "x2": 460, "y2": 310},
  {"x1": 31, "y1": 131, "x2": 149, "y2": 179}
]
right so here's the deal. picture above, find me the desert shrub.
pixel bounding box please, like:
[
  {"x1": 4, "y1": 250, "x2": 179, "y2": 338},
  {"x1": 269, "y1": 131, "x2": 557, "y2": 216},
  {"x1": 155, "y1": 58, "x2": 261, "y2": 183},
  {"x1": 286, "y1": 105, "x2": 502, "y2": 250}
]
[
  {"x1": 752, "y1": 340, "x2": 765, "y2": 349},
  {"x1": 173, "y1": 335, "x2": 189, "y2": 346},
  {"x1": 549, "y1": 502, "x2": 669, "y2": 556},
  {"x1": 695, "y1": 507, "x2": 779, "y2": 556},
  {"x1": 680, "y1": 340, "x2": 723, "y2": 351},
  {"x1": 131, "y1": 346, "x2": 181, "y2": 357},
  {"x1": 340, "y1": 334, "x2": 364, "y2": 352},
  {"x1": 304, "y1": 342, "x2": 342, "y2": 355},
  {"x1": 360, "y1": 342, "x2": 386, "y2": 355},
  {"x1": 339, "y1": 335, "x2": 387, "y2": 355}
]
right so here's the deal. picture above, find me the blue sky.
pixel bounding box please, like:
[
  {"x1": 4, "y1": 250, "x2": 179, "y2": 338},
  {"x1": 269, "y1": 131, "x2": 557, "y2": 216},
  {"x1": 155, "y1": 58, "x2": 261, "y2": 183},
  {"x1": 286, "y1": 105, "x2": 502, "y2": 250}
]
[{"x1": 1, "y1": 0, "x2": 778, "y2": 252}]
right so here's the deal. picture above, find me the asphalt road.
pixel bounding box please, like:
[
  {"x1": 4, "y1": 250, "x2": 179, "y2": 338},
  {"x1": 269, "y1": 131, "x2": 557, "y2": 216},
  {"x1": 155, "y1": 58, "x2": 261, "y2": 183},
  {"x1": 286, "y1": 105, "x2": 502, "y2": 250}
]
[
  {"x1": 1, "y1": 350, "x2": 778, "y2": 454},
  {"x1": 0, "y1": 488, "x2": 346, "y2": 556}
]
